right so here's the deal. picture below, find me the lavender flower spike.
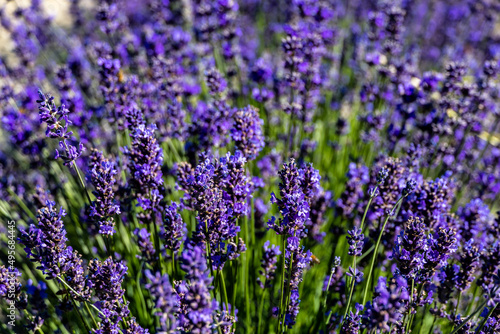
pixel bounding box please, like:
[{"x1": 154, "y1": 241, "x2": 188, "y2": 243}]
[
  {"x1": 89, "y1": 154, "x2": 121, "y2": 235},
  {"x1": 268, "y1": 159, "x2": 310, "y2": 238},
  {"x1": 162, "y1": 202, "x2": 187, "y2": 254},
  {"x1": 232, "y1": 105, "x2": 265, "y2": 160}
]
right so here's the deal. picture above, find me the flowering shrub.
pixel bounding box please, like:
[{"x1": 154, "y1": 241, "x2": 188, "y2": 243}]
[{"x1": 0, "y1": 0, "x2": 500, "y2": 333}]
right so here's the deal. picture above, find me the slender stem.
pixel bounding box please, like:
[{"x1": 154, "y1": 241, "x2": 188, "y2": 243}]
[
  {"x1": 322, "y1": 262, "x2": 338, "y2": 332},
  {"x1": 278, "y1": 236, "x2": 287, "y2": 332},
  {"x1": 357, "y1": 245, "x2": 375, "y2": 262},
  {"x1": 151, "y1": 215, "x2": 163, "y2": 275},
  {"x1": 71, "y1": 160, "x2": 92, "y2": 204},
  {"x1": 450, "y1": 291, "x2": 462, "y2": 332},
  {"x1": 405, "y1": 279, "x2": 415, "y2": 333},
  {"x1": 465, "y1": 285, "x2": 479, "y2": 315},
  {"x1": 219, "y1": 269, "x2": 229, "y2": 308},
  {"x1": 69, "y1": 296, "x2": 91, "y2": 333},
  {"x1": 323, "y1": 267, "x2": 336, "y2": 312},
  {"x1": 244, "y1": 212, "x2": 252, "y2": 330},
  {"x1": 281, "y1": 250, "x2": 295, "y2": 333},
  {"x1": 362, "y1": 196, "x2": 405, "y2": 305},
  {"x1": 258, "y1": 284, "x2": 267, "y2": 334},
  {"x1": 408, "y1": 283, "x2": 423, "y2": 332},
  {"x1": 360, "y1": 186, "x2": 379, "y2": 232},
  {"x1": 343, "y1": 256, "x2": 356, "y2": 320},
  {"x1": 325, "y1": 309, "x2": 333, "y2": 326},
  {"x1": 450, "y1": 298, "x2": 490, "y2": 334},
  {"x1": 84, "y1": 300, "x2": 99, "y2": 328},
  {"x1": 341, "y1": 186, "x2": 379, "y2": 325},
  {"x1": 63, "y1": 139, "x2": 92, "y2": 204},
  {"x1": 104, "y1": 236, "x2": 112, "y2": 257},
  {"x1": 231, "y1": 259, "x2": 238, "y2": 317},
  {"x1": 455, "y1": 291, "x2": 462, "y2": 316},
  {"x1": 171, "y1": 249, "x2": 176, "y2": 278},
  {"x1": 284, "y1": 83, "x2": 296, "y2": 158},
  {"x1": 204, "y1": 221, "x2": 215, "y2": 279},
  {"x1": 7, "y1": 188, "x2": 37, "y2": 221},
  {"x1": 417, "y1": 303, "x2": 430, "y2": 334},
  {"x1": 476, "y1": 303, "x2": 498, "y2": 333},
  {"x1": 57, "y1": 276, "x2": 104, "y2": 317}
]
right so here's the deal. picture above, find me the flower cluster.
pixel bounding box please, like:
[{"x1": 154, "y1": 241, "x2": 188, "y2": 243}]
[
  {"x1": 177, "y1": 244, "x2": 218, "y2": 332},
  {"x1": 177, "y1": 151, "x2": 251, "y2": 269}
]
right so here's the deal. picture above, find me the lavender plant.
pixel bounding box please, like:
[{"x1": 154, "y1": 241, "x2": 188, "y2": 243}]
[{"x1": 0, "y1": 0, "x2": 499, "y2": 333}]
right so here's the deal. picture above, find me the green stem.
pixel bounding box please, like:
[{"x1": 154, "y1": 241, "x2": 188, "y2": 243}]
[
  {"x1": 281, "y1": 250, "x2": 295, "y2": 333},
  {"x1": 343, "y1": 256, "x2": 357, "y2": 320},
  {"x1": 450, "y1": 291, "x2": 462, "y2": 332},
  {"x1": 450, "y1": 298, "x2": 489, "y2": 334},
  {"x1": 204, "y1": 221, "x2": 215, "y2": 279},
  {"x1": 59, "y1": 139, "x2": 91, "y2": 205},
  {"x1": 476, "y1": 303, "x2": 498, "y2": 333},
  {"x1": 57, "y1": 276, "x2": 104, "y2": 317},
  {"x1": 455, "y1": 291, "x2": 462, "y2": 317},
  {"x1": 171, "y1": 249, "x2": 176, "y2": 278},
  {"x1": 465, "y1": 285, "x2": 479, "y2": 315},
  {"x1": 219, "y1": 269, "x2": 230, "y2": 308},
  {"x1": 7, "y1": 188, "x2": 37, "y2": 221},
  {"x1": 151, "y1": 215, "x2": 163, "y2": 275},
  {"x1": 405, "y1": 279, "x2": 415, "y2": 333},
  {"x1": 360, "y1": 186, "x2": 379, "y2": 232},
  {"x1": 341, "y1": 186, "x2": 379, "y2": 325},
  {"x1": 72, "y1": 160, "x2": 92, "y2": 204},
  {"x1": 84, "y1": 300, "x2": 99, "y2": 328},
  {"x1": 357, "y1": 245, "x2": 375, "y2": 262},
  {"x1": 258, "y1": 284, "x2": 267, "y2": 334},
  {"x1": 429, "y1": 314, "x2": 437, "y2": 334},
  {"x1": 417, "y1": 303, "x2": 430, "y2": 334},
  {"x1": 278, "y1": 236, "x2": 287, "y2": 332},
  {"x1": 69, "y1": 297, "x2": 91, "y2": 333},
  {"x1": 362, "y1": 195, "x2": 405, "y2": 305},
  {"x1": 408, "y1": 283, "x2": 423, "y2": 333},
  {"x1": 323, "y1": 266, "x2": 336, "y2": 313}
]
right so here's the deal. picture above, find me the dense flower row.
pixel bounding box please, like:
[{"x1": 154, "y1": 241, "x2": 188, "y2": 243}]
[{"x1": 0, "y1": 0, "x2": 499, "y2": 334}]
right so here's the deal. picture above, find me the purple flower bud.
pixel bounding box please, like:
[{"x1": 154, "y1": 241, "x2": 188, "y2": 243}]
[{"x1": 346, "y1": 226, "x2": 364, "y2": 257}]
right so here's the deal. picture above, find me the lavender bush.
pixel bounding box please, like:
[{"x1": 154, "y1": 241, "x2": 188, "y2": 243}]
[{"x1": 0, "y1": 0, "x2": 499, "y2": 333}]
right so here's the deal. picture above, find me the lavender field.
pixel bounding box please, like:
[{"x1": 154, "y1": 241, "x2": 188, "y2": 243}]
[{"x1": 0, "y1": 0, "x2": 500, "y2": 333}]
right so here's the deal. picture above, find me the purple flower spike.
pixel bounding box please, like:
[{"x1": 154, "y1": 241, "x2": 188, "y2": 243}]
[
  {"x1": 163, "y1": 202, "x2": 187, "y2": 254},
  {"x1": 177, "y1": 244, "x2": 216, "y2": 333},
  {"x1": 268, "y1": 159, "x2": 310, "y2": 238},
  {"x1": 346, "y1": 227, "x2": 364, "y2": 257},
  {"x1": 232, "y1": 105, "x2": 265, "y2": 160},
  {"x1": 89, "y1": 153, "x2": 120, "y2": 236},
  {"x1": 123, "y1": 124, "x2": 164, "y2": 212}
]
